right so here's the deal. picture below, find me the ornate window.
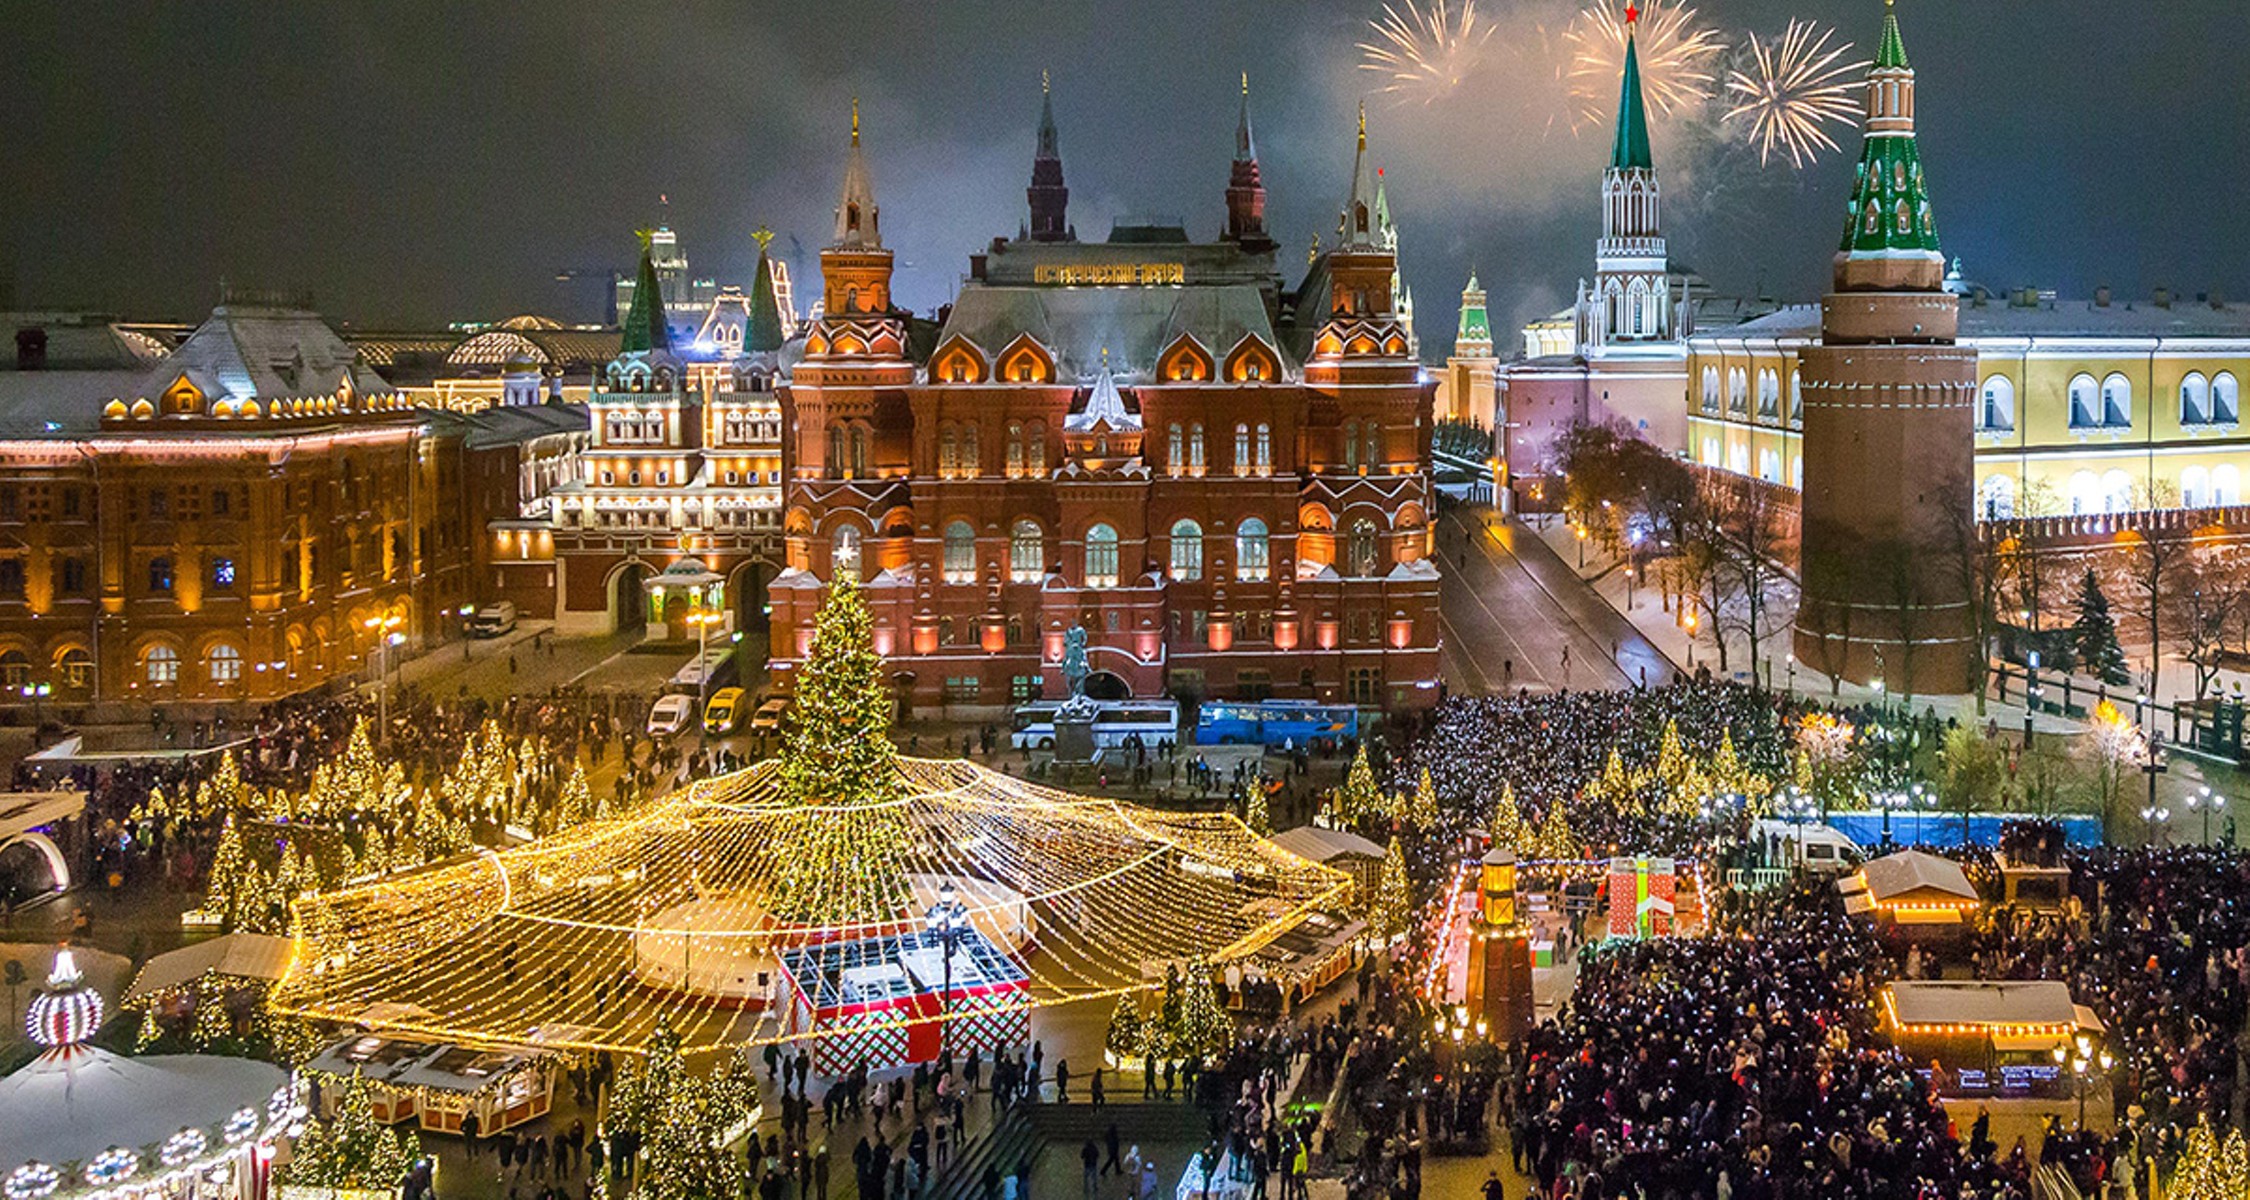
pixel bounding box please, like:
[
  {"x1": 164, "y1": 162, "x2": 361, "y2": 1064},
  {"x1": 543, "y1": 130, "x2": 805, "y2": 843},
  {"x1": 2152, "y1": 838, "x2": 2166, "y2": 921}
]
[
  {"x1": 1235, "y1": 518, "x2": 1270, "y2": 582},
  {"x1": 206, "y1": 643, "x2": 242, "y2": 684},
  {"x1": 1347, "y1": 520, "x2": 1379, "y2": 578},
  {"x1": 2102, "y1": 374, "x2": 2132, "y2": 428},
  {"x1": 1009, "y1": 520, "x2": 1045, "y2": 582},
  {"x1": 1084, "y1": 524, "x2": 1120, "y2": 588},
  {"x1": 1363, "y1": 423, "x2": 1381, "y2": 469},
  {"x1": 960, "y1": 423, "x2": 979, "y2": 477},
  {"x1": 1006, "y1": 423, "x2": 1025, "y2": 477},
  {"x1": 59, "y1": 647, "x2": 92, "y2": 690},
  {"x1": 1188, "y1": 425, "x2": 1205, "y2": 476},
  {"x1": 1255, "y1": 423, "x2": 1272, "y2": 475},
  {"x1": 938, "y1": 425, "x2": 958, "y2": 477},
  {"x1": 1234, "y1": 424, "x2": 1250, "y2": 475},
  {"x1": 2217, "y1": 373, "x2": 2241, "y2": 424},
  {"x1": 849, "y1": 425, "x2": 871, "y2": 477},
  {"x1": 1979, "y1": 376, "x2": 2015, "y2": 431},
  {"x1": 1169, "y1": 520, "x2": 1204, "y2": 581},
  {"x1": 1167, "y1": 424, "x2": 1184, "y2": 476},
  {"x1": 942, "y1": 521, "x2": 976, "y2": 585},
  {"x1": 1343, "y1": 420, "x2": 1360, "y2": 471},
  {"x1": 2068, "y1": 375, "x2": 2100, "y2": 430},
  {"x1": 144, "y1": 644, "x2": 179, "y2": 685}
]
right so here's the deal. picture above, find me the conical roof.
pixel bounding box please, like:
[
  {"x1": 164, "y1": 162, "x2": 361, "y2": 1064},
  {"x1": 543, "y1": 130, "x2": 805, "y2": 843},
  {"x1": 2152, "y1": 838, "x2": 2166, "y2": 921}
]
[
  {"x1": 1877, "y1": 3, "x2": 1910, "y2": 68},
  {"x1": 1837, "y1": 1, "x2": 1942, "y2": 261},
  {"x1": 745, "y1": 246, "x2": 786, "y2": 354},
  {"x1": 832, "y1": 100, "x2": 882, "y2": 249},
  {"x1": 1341, "y1": 103, "x2": 1382, "y2": 249},
  {"x1": 1235, "y1": 73, "x2": 1257, "y2": 161},
  {"x1": 618, "y1": 241, "x2": 673, "y2": 356},
  {"x1": 1610, "y1": 30, "x2": 1654, "y2": 171}
]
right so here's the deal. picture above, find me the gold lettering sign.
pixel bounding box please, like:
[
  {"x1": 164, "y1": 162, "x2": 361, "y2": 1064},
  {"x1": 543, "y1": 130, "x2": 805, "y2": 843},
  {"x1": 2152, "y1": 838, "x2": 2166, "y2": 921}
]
[{"x1": 1032, "y1": 263, "x2": 1186, "y2": 286}]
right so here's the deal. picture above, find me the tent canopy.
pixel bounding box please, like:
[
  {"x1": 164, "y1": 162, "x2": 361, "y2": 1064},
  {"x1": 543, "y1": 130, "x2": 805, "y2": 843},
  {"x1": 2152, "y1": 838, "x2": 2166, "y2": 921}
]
[{"x1": 125, "y1": 932, "x2": 296, "y2": 1005}]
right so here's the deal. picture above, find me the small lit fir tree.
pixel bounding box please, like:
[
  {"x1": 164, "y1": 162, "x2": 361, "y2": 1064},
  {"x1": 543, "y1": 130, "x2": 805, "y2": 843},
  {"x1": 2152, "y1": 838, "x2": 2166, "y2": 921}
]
[
  {"x1": 201, "y1": 815, "x2": 248, "y2": 920},
  {"x1": 2170, "y1": 1117, "x2": 2250, "y2": 1200},
  {"x1": 1371, "y1": 835, "x2": 1412, "y2": 938},
  {"x1": 1653, "y1": 720, "x2": 1690, "y2": 790},
  {"x1": 1174, "y1": 960, "x2": 1234, "y2": 1062},
  {"x1": 284, "y1": 1070, "x2": 419, "y2": 1194},
  {"x1": 1534, "y1": 802, "x2": 1578, "y2": 862},
  {"x1": 1329, "y1": 746, "x2": 1384, "y2": 827},
  {"x1": 2071, "y1": 568, "x2": 2129, "y2": 683},
  {"x1": 1403, "y1": 768, "x2": 1439, "y2": 830},
  {"x1": 610, "y1": 1022, "x2": 749, "y2": 1200},
  {"x1": 1105, "y1": 994, "x2": 1146, "y2": 1062},
  {"x1": 1243, "y1": 786, "x2": 1271, "y2": 836},
  {"x1": 1488, "y1": 782, "x2": 1535, "y2": 856},
  {"x1": 770, "y1": 579, "x2": 909, "y2": 924}
]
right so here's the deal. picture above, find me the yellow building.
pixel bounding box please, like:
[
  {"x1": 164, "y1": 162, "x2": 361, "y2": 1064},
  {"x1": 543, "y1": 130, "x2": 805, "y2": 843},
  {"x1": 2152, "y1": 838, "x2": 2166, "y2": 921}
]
[{"x1": 1685, "y1": 290, "x2": 2250, "y2": 519}]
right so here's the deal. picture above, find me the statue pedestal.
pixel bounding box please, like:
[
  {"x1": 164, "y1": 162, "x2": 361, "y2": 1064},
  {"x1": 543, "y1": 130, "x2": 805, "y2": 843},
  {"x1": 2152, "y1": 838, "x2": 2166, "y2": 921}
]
[{"x1": 1053, "y1": 709, "x2": 1098, "y2": 765}]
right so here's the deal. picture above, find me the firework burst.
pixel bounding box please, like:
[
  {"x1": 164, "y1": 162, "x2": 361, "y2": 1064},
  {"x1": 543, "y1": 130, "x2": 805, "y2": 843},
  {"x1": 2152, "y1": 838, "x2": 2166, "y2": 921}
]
[
  {"x1": 1562, "y1": 0, "x2": 1723, "y2": 131},
  {"x1": 1724, "y1": 20, "x2": 1869, "y2": 169},
  {"x1": 1358, "y1": 0, "x2": 1497, "y2": 104}
]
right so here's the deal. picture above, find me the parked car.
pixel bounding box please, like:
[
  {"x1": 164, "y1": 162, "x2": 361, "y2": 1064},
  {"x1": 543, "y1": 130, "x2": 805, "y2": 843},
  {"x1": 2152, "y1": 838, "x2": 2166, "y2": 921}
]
[
  {"x1": 750, "y1": 698, "x2": 790, "y2": 734},
  {"x1": 646, "y1": 693, "x2": 695, "y2": 738},
  {"x1": 703, "y1": 687, "x2": 747, "y2": 735},
  {"x1": 470, "y1": 601, "x2": 518, "y2": 637}
]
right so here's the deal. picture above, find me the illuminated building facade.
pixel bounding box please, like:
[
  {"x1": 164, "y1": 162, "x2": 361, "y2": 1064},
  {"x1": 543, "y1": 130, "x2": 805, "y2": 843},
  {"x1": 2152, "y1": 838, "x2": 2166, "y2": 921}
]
[{"x1": 773, "y1": 97, "x2": 1441, "y2": 716}]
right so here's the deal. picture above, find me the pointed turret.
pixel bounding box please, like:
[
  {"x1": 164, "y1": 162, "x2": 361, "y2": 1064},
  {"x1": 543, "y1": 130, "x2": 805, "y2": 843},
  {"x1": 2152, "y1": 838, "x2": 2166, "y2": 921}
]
[
  {"x1": 1589, "y1": 4, "x2": 1669, "y2": 349},
  {"x1": 1835, "y1": 0, "x2": 1943, "y2": 288},
  {"x1": 1225, "y1": 73, "x2": 1272, "y2": 249},
  {"x1": 1610, "y1": 26, "x2": 1654, "y2": 171},
  {"x1": 1027, "y1": 71, "x2": 1071, "y2": 243},
  {"x1": 744, "y1": 231, "x2": 786, "y2": 355},
  {"x1": 619, "y1": 238, "x2": 674, "y2": 355},
  {"x1": 1340, "y1": 102, "x2": 1381, "y2": 249},
  {"x1": 832, "y1": 99, "x2": 881, "y2": 250},
  {"x1": 1455, "y1": 273, "x2": 1493, "y2": 359}
]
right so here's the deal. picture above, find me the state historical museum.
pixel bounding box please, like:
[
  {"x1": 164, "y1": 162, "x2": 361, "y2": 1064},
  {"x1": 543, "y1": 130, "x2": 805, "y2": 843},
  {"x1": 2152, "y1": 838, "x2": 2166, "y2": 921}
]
[{"x1": 773, "y1": 89, "x2": 1441, "y2": 716}]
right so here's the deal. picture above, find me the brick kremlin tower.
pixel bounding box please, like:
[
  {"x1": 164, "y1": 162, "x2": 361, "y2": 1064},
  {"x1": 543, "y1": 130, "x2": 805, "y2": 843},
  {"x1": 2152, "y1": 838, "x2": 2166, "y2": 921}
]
[{"x1": 1792, "y1": 0, "x2": 1977, "y2": 695}]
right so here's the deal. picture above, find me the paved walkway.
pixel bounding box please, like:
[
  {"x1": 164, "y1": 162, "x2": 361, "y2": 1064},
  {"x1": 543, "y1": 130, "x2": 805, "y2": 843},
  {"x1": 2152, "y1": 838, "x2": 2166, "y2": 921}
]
[{"x1": 1437, "y1": 509, "x2": 1676, "y2": 697}]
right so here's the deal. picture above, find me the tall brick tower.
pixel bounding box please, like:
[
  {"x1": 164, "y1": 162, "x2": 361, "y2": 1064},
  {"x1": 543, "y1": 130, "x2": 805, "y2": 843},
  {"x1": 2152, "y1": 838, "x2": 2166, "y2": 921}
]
[{"x1": 1793, "y1": 0, "x2": 1976, "y2": 695}]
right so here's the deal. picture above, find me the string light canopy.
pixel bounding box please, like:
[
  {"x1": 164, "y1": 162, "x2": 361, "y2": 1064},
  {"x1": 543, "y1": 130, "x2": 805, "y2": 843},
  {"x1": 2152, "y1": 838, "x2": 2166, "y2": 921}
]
[{"x1": 272, "y1": 757, "x2": 1352, "y2": 1057}]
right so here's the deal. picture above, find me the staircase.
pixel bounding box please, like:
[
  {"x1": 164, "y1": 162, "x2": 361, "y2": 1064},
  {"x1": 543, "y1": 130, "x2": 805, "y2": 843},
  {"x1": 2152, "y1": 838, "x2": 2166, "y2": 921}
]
[{"x1": 925, "y1": 1101, "x2": 1215, "y2": 1200}]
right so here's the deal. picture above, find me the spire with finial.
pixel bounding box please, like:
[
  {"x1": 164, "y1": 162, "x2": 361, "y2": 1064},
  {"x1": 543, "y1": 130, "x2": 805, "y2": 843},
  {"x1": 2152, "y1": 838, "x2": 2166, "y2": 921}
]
[
  {"x1": 619, "y1": 236, "x2": 674, "y2": 355},
  {"x1": 1836, "y1": 0, "x2": 1941, "y2": 270},
  {"x1": 1610, "y1": 6, "x2": 1654, "y2": 171},
  {"x1": 1028, "y1": 71, "x2": 1071, "y2": 241},
  {"x1": 1341, "y1": 102, "x2": 1381, "y2": 249},
  {"x1": 833, "y1": 98, "x2": 881, "y2": 249},
  {"x1": 745, "y1": 226, "x2": 786, "y2": 355},
  {"x1": 1225, "y1": 72, "x2": 1271, "y2": 248}
]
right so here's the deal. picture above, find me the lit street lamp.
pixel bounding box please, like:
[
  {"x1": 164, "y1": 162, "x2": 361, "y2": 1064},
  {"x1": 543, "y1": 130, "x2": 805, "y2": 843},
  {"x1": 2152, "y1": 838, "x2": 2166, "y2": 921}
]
[
  {"x1": 364, "y1": 614, "x2": 406, "y2": 737},
  {"x1": 2052, "y1": 1036, "x2": 2112, "y2": 1130},
  {"x1": 2186, "y1": 785, "x2": 2227, "y2": 845},
  {"x1": 687, "y1": 608, "x2": 722, "y2": 750},
  {"x1": 925, "y1": 881, "x2": 970, "y2": 1062}
]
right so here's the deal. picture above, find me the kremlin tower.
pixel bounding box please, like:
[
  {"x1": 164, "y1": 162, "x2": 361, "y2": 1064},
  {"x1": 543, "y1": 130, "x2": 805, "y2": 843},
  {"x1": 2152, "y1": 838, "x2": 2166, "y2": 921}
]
[
  {"x1": 1581, "y1": 8, "x2": 1672, "y2": 353},
  {"x1": 1792, "y1": 0, "x2": 1977, "y2": 694},
  {"x1": 1027, "y1": 73, "x2": 1072, "y2": 243},
  {"x1": 1223, "y1": 75, "x2": 1273, "y2": 251}
]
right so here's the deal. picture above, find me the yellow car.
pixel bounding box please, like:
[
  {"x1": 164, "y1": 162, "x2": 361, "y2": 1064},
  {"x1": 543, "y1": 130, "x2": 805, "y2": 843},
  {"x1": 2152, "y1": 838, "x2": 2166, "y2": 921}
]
[{"x1": 703, "y1": 687, "x2": 747, "y2": 735}]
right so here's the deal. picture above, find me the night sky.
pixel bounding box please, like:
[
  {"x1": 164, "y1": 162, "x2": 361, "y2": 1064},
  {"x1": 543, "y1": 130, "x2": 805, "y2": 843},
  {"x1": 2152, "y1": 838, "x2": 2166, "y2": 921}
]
[{"x1": 5, "y1": 1, "x2": 2241, "y2": 348}]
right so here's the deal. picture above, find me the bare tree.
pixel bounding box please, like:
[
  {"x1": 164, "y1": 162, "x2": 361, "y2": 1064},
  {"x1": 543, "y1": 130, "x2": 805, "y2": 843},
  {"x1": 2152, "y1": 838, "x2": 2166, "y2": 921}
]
[
  {"x1": 1706, "y1": 478, "x2": 1798, "y2": 688},
  {"x1": 2123, "y1": 520, "x2": 2195, "y2": 700},
  {"x1": 2180, "y1": 545, "x2": 2249, "y2": 701},
  {"x1": 1934, "y1": 478, "x2": 2007, "y2": 715}
]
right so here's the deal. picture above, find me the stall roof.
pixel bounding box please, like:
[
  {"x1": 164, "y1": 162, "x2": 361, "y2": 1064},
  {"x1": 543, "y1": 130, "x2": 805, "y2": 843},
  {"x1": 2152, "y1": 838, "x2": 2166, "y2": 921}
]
[
  {"x1": 125, "y1": 932, "x2": 296, "y2": 1004},
  {"x1": 1852, "y1": 850, "x2": 1979, "y2": 905},
  {"x1": 1887, "y1": 980, "x2": 2092, "y2": 1030},
  {"x1": 1269, "y1": 826, "x2": 1386, "y2": 864}
]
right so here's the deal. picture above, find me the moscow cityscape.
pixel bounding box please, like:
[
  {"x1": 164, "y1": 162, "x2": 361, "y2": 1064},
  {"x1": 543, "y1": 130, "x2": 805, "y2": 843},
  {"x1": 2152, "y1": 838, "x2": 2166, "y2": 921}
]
[{"x1": 4, "y1": 2, "x2": 2249, "y2": 1199}]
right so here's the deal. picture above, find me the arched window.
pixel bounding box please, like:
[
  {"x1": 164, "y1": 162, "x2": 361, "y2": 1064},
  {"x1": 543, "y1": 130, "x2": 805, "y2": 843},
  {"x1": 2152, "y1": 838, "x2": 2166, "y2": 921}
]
[
  {"x1": 1756, "y1": 370, "x2": 1779, "y2": 418},
  {"x1": 1346, "y1": 519, "x2": 1379, "y2": 578},
  {"x1": 1980, "y1": 376, "x2": 2015, "y2": 431},
  {"x1": 1701, "y1": 437, "x2": 1721, "y2": 468},
  {"x1": 1980, "y1": 474, "x2": 2017, "y2": 520},
  {"x1": 1701, "y1": 367, "x2": 1720, "y2": 413},
  {"x1": 0, "y1": 651, "x2": 27, "y2": 688},
  {"x1": 1234, "y1": 424, "x2": 1250, "y2": 475},
  {"x1": 2182, "y1": 466, "x2": 2210, "y2": 509},
  {"x1": 148, "y1": 557, "x2": 174, "y2": 593},
  {"x1": 1728, "y1": 442, "x2": 1750, "y2": 475},
  {"x1": 1167, "y1": 424, "x2": 1184, "y2": 476},
  {"x1": 1006, "y1": 422, "x2": 1025, "y2": 477},
  {"x1": 1343, "y1": 420, "x2": 1361, "y2": 471},
  {"x1": 1363, "y1": 423, "x2": 1381, "y2": 469},
  {"x1": 2216, "y1": 464, "x2": 2242, "y2": 506},
  {"x1": 59, "y1": 647, "x2": 92, "y2": 690},
  {"x1": 2101, "y1": 469, "x2": 2133, "y2": 513},
  {"x1": 1757, "y1": 448, "x2": 1781, "y2": 483},
  {"x1": 2067, "y1": 470, "x2": 2101, "y2": 515},
  {"x1": 206, "y1": 643, "x2": 242, "y2": 684},
  {"x1": 1188, "y1": 424, "x2": 1205, "y2": 475},
  {"x1": 1255, "y1": 423, "x2": 1272, "y2": 474},
  {"x1": 1728, "y1": 369, "x2": 1748, "y2": 414},
  {"x1": 1235, "y1": 518, "x2": 1270, "y2": 582},
  {"x1": 2217, "y1": 373, "x2": 2241, "y2": 424},
  {"x1": 827, "y1": 427, "x2": 845, "y2": 474},
  {"x1": 2068, "y1": 375, "x2": 2099, "y2": 430},
  {"x1": 144, "y1": 644, "x2": 179, "y2": 685},
  {"x1": 832, "y1": 525, "x2": 863, "y2": 583},
  {"x1": 1789, "y1": 370, "x2": 1803, "y2": 421},
  {"x1": 1083, "y1": 524, "x2": 1119, "y2": 588},
  {"x1": 938, "y1": 425, "x2": 957, "y2": 476},
  {"x1": 1009, "y1": 519, "x2": 1045, "y2": 582},
  {"x1": 942, "y1": 520, "x2": 976, "y2": 584},
  {"x1": 849, "y1": 425, "x2": 871, "y2": 477},
  {"x1": 960, "y1": 423, "x2": 979, "y2": 476},
  {"x1": 2181, "y1": 373, "x2": 2211, "y2": 426},
  {"x1": 1025, "y1": 421, "x2": 1046, "y2": 475},
  {"x1": 2101, "y1": 374, "x2": 2132, "y2": 427},
  {"x1": 1169, "y1": 520, "x2": 1204, "y2": 581}
]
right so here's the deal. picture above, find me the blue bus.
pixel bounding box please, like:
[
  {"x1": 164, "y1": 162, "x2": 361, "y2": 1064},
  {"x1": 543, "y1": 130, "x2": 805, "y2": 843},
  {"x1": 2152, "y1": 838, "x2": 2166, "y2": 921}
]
[{"x1": 1194, "y1": 700, "x2": 1359, "y2": 749}]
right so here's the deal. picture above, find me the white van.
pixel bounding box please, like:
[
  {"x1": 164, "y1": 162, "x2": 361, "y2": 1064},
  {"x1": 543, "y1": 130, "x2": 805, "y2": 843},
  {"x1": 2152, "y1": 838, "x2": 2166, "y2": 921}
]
[
  {"x1": 471, "y1": 601, "x2": 518, "y2": 637},
  {"x1": 1750, "y1": 819, "x2": 1862, "y2": 875}
]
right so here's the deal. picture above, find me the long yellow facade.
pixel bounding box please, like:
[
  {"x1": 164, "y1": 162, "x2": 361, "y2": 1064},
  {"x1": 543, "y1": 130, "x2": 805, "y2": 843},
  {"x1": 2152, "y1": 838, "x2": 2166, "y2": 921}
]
[{"x1": 1683, "y1": 298, "x2": 2250, "y2": 519}]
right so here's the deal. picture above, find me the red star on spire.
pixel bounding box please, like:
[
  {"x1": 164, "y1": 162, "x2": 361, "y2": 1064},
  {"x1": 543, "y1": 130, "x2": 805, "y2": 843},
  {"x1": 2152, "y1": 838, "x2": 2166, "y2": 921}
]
[{"x1": 1624, "y1": 3, "x2": 1639, "y2": 24}]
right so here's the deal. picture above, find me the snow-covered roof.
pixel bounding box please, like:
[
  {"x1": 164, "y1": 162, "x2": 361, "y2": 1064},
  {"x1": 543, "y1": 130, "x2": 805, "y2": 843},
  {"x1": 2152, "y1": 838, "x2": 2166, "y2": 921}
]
[
  {"x1": 1886, "y1": 980, "x2": 2090, "y2": 1030},
  {"x1": 126, "y1": 304, "x2": 395, "y2": 406},
  {"x1": 1064, "y1": 368, "x2": 1139, "y2": 434},
  {"x1": 1269, "y1": 825, "x2": 1386, "y2": 864},
  {"x1": 0, "y1": 1047, "x2": 290, "y2": 1178},
  {"x1": 124, "y1": 933, "x2": 296, "y2": 1005},
  {"x1": 1854, "y1": 849, "x2": 1978, "y2": 905}
]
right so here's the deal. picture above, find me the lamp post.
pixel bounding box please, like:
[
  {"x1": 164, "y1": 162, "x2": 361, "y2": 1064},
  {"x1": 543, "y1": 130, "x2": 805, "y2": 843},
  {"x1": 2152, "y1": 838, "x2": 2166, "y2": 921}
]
[
  {"x1": 18, "y1": 682, "x2": 49, "y2": 728},
  {"x1": 687, "y1": 607, "x2": 720, "y2": 750},
  {"x1": 363, "y1": 614, "x2": 405, "y2": 737},
  {"x1": 2141, "y1": 733, "x2": 2168, "y2": 847},
  {"x1": 925, "y1": 881, "x2": 970, "y2": 1064},
  {"x1": 2052, "y1": 1037, "x2": 2112, "y2": 1130},
  {"x1": 2187, "y1": 785, "x2": 2226, "y2": 845}
]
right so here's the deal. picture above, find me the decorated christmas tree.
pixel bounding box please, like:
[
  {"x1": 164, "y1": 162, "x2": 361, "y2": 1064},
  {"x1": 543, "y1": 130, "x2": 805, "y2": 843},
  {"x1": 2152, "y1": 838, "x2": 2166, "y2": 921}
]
[
  {"x1": 1404, "y1": 768, "x2": 1440, "y2": 829},
  {"x1": 1331, "y1": 745, "x2": 1384, "y2": 826},
  {"x1": 1243, "y1": 786, "x2": 1271, "y2": 836},
  {"x1": 2170, "y1": 1117, "x2": 2250, "y2": 1200},
  {"x1": 1371, "y1": 835, "x2": 1412, "y2": 938},
  {"x1": 609, "y1": 1021, "x2": 745, "y2": 1200},
  {"x1": 1174, "y1": 960, "x2": 1234, "y2": 1062},
  {"x1": 1105, "y1": 994, "x2": 1146, "y2": 1062},
  {"x1": 201, "y1": 815, "x2": 248, "y2": 920},
  {"x1": 770, "y1": 579, "x2": 909, "y2": 924},
  {"x1": 1154, "y1": 963, "x2": 1185, "y2": 1059},
  {"x1": 2071, "y1": 568, "x2": 2129, "y2": 683},
  {"x1": 1534, "y1": 802, "x2": 1578, "y2": 862},
  {"x1": 1653, "y1": 719, "x2": 1690, "y2": 789},
  {"x1": 1488, "y1": 782, "x2": 1536, "y2": 855},
  {"x1": 558, "y1": 762, "x2": 597, "y2": 827},
  {"x1": 283, "y1": 1070, "x2": 419, "y2": 1193}
]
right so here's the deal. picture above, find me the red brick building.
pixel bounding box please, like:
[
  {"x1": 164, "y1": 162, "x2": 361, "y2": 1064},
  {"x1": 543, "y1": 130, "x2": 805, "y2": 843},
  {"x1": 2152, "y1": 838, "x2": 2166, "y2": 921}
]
[{"x1": 773, "y1": 96, "x2": 1442, "y2": 718}]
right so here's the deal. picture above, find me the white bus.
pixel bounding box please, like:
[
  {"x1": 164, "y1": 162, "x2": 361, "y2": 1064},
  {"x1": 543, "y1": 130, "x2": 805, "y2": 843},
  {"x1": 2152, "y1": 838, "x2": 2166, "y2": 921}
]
[
  {"x1": 1010, "y1": 698, "x2": 1180, "y2": 751},
  {"x1": 668, "y1": 646, "x2": 739, "y2": 695}
]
